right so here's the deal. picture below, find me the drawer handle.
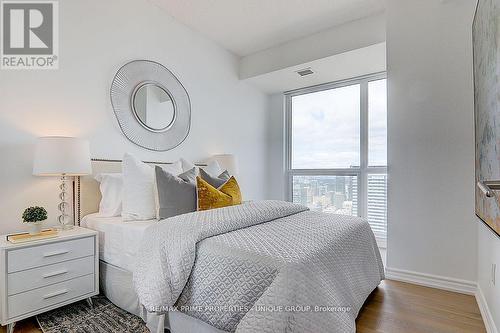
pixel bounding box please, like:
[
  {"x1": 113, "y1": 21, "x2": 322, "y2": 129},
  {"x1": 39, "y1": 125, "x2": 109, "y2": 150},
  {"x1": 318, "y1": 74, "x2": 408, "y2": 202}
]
[
  {"x1": 43, "y1": 269, "x2": 68, "y2": 278},
  {"x1": 43, "y1": 289, "x2": 68, "y2": 299},
  {"x1": 43, "y1": 250, "x2": 69, "y2": 257}
]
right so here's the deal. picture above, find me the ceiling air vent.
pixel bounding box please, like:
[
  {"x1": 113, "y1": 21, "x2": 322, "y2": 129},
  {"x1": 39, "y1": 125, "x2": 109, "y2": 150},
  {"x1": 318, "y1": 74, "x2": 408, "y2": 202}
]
[{"x1": 296, "y1": 68, "x2": 314, "y2": 77}]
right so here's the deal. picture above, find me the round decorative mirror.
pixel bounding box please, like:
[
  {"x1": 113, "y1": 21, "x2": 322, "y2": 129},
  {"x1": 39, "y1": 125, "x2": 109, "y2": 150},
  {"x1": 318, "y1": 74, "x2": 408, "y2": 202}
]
[
  {"x1": 110, "y1": 60, "x2": 191, "y2": 151},
  {"x1": 132, "y1": 83, "x2": 176, "y2": 132}
]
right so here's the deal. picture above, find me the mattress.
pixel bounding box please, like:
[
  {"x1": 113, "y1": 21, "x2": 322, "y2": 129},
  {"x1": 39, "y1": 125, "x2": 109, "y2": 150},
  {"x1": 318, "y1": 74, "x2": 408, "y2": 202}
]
[{"x1": 81, "y1": 213, "x2": 155, "y2": 272}]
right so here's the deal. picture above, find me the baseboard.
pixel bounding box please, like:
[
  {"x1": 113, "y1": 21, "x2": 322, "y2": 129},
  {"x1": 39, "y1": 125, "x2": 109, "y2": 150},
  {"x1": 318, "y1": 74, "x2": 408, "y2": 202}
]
[
  {"x1": 385, "y1": 267, "x2": 477, "y2": 295},
  {"x1": 475, "y1": 286, "x2": 499, "y2": 333}
]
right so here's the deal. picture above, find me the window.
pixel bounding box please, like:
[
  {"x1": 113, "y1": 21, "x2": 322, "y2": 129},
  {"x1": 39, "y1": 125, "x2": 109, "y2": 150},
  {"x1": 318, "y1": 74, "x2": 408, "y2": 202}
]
[
  {"x1": 291, "y1": 84, "x2": 360, "y2": 169},
  {"x1": 285, "y1": 74, "x2": 387, "y2": 242}
]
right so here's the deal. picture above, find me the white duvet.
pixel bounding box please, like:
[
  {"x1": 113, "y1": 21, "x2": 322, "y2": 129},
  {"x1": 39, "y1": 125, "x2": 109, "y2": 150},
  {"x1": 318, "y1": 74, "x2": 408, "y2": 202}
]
[
  {"x1": 81, "y1": 214, "x2": 156, "y2": 272},
  {"x1": 134, "y1": 200, "x2": 384, "y2": 333}
]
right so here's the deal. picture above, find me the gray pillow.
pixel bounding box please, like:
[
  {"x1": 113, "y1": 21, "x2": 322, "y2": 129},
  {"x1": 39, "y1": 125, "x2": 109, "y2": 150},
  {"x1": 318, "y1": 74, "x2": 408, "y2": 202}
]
[
  {"x1": 179, "y1": 167, "x2": 197, "y2": 184},
  {"x1": 218, "y1": 170, "x2": 231, "y2": 181},
  {"x1": 199, "y1": 168, "x2": 231, "y2": 188},
  {"x1": 155, "y1": 166, "x2": 196, "y2": 219}
]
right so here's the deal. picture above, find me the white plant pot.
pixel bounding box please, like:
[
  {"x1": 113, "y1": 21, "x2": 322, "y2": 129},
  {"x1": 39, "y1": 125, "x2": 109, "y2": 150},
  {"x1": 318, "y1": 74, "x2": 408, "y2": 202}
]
[{"x1": 27, "y1": 221, "x2": 43, "y2": 235}]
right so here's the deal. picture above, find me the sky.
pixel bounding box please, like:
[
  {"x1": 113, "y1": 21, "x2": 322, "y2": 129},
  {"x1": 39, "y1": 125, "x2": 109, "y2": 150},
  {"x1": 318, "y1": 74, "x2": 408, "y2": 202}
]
[{"x1": 292, "y1": 79, "x2": 387, "y2": 169}]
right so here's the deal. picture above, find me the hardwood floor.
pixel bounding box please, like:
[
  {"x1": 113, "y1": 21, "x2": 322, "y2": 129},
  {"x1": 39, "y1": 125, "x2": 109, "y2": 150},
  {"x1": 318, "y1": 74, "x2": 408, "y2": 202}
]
[
  {"x1": 1, "y1": 280, "x2": 486, "y2": 333},
  {"x1": 0, "y1": 320, "x2": 40, "y2": 333},
  {"x1": 356, "y1": 280, "x2": 486, "y2": 333}
]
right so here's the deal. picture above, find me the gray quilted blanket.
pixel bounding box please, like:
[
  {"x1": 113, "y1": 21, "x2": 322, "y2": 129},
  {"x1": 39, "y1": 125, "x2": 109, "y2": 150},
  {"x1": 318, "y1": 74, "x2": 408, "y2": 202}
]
[{"x1": 133, "y1": 200, "x2": 384, "y2": 333}]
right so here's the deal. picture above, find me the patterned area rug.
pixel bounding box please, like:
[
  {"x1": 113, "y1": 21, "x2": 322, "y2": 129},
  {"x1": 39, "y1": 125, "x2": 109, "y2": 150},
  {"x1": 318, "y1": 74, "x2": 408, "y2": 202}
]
[{"x1": 36, "y1": 296, "x2": 150, "y2": 333}]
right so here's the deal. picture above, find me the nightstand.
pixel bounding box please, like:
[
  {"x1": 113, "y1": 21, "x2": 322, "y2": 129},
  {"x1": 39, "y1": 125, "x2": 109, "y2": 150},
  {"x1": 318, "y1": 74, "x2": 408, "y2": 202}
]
[{"x1": 0, "y1": 227, "x2": 99, "y2": 333}]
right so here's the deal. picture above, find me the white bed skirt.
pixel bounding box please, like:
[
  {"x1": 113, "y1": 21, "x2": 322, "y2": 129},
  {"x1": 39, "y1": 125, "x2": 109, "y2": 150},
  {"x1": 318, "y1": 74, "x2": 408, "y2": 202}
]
[{"x1": 99, "y1": 260, "x2": 228, "y2": 333}]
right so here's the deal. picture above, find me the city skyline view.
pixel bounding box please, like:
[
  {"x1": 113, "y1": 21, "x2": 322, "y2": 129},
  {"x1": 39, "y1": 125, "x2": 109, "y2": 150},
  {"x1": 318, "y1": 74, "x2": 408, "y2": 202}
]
[{"x1": 290, "y1": 78, "x2": 387, "y2": 238}]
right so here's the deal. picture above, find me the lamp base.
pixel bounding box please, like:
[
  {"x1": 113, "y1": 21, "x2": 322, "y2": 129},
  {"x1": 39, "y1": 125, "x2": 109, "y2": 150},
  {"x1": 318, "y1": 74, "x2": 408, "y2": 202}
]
[{"x1": 57, "y1": 175, "x2": 74, "y2": 231}]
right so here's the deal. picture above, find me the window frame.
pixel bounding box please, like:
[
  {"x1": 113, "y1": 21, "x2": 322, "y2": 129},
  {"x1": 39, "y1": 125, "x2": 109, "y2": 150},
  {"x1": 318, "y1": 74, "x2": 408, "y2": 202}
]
[{"x1": 284, "y1": 72, "x2": 387, "y2": 245}]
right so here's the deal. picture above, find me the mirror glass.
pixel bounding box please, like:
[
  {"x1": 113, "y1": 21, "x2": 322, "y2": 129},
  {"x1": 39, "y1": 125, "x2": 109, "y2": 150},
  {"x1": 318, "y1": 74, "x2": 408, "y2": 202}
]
[{"x1": 133, "y1": 84, "x2": 175, "y2": 131}]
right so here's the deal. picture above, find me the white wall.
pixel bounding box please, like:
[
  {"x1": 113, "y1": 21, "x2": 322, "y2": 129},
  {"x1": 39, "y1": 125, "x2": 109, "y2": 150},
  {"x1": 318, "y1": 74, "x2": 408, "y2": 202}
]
[
  {"x1": 386, "y1": 0, "x2": 478, "y2": 282},
  {"x1": 266, "y1": 94, "x2": 286, "y2": 201},
  {"x1": 0, "y1": 0, "x2": 269, "y2": 234},
  {"x1": 477, "y1": 222, "x2": 500, "y2": 331}
]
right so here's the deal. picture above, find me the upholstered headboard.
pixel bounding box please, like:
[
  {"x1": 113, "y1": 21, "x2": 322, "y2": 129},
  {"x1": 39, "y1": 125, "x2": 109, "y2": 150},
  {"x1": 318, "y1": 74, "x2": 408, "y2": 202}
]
[{"x1": 74, "y1": 158, "x2": 206, "y2": 225}]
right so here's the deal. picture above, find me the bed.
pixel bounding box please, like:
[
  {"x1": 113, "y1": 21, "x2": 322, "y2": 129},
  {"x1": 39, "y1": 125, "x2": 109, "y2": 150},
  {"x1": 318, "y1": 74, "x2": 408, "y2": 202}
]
[{"x1": 75, "y1": 159, "x2": 384, "y2": 333}]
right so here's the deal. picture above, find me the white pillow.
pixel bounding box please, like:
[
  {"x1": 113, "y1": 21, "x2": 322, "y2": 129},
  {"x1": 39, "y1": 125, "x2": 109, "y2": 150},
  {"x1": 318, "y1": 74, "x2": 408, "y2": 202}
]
[
  {"x1": 180, "y1": 158, "x2": 222, "y2": 177},
  {"x1": 122, "y1": 154, "x2": 184, "y2": 221},
  {"x1": 122, "y1": 153, "x2": 156, "y2": 221},
  {"x1": 204, "y1": 160, "x2": 222, "y2": 177},
  {"x1": 180, "y1": 158, "x2": 196, "y2": 172},
  {"x1": 95, "y1": 173, "x2": 123, "y2": 217},
  {"x1": 161, "y1": 160, "x2": 183, "y2": 176}
]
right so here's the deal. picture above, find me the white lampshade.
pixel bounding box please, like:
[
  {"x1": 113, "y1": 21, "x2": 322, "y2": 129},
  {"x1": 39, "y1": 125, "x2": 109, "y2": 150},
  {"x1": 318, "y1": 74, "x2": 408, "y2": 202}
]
[
  {"x1": 212, "y1": 154, "x2": 238, "y2": 176},
  {"x1": 33, "y1": 137, "x2": 92, "y2": 176}
]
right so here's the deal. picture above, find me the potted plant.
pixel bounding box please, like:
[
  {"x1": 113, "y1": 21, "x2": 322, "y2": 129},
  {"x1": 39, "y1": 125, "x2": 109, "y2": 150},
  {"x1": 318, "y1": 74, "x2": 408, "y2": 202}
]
[{"x1": 22, "y1": 206, "x2": 47, "y2": 235}]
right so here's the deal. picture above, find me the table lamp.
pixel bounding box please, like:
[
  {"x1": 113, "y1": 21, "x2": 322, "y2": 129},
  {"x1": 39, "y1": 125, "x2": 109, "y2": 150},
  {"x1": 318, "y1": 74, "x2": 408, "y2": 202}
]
[
  {"x1": 212, "y1": 154, "x2": 238, "y2": 177},
  {"x1": 33, "y1": 137, "x2": 91, "y2": 229}
]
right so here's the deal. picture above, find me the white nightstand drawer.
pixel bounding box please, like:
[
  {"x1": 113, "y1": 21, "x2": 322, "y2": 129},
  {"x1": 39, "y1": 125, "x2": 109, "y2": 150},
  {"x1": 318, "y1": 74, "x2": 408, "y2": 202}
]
[
  {"x1": 8, "y1": 274, "x2": 94, "y2": 319},
  {"x1": 7, "y1": 237, "x2": 94, "y2": 273},
  {"x1": 8, "y1": 256, "x2": 94, "y2": 295}
]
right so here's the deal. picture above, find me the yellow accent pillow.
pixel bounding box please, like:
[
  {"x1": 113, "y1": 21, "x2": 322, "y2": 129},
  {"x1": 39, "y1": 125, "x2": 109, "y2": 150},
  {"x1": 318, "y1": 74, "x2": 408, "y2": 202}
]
[{"x1": 197, "y1": 176, "x2": 242, "y2": 211}]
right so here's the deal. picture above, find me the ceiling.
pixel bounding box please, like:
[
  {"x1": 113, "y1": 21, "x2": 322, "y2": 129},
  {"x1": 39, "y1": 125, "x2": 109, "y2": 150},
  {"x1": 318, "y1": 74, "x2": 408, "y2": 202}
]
[
  {"x1": 246, "y1": 43, "x2": 386, "y2": 93},
  {"x1": 150, "y1": 0, "x2": 386, "y2": 56}
]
